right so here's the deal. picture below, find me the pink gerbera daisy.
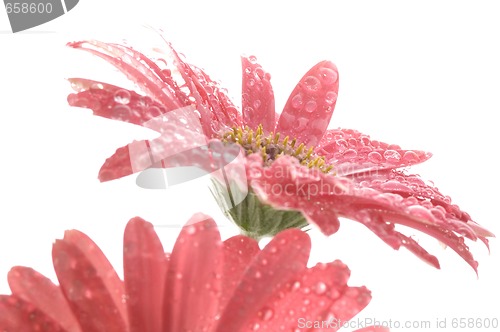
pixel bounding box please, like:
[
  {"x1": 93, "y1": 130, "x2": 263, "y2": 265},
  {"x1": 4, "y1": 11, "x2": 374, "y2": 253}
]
[
  {"x1": 0, "y1": 214, "x2": 387, "y2": 332},
  {"x1": 66, "y1": 39, "x2": 493, "y2": 272}
]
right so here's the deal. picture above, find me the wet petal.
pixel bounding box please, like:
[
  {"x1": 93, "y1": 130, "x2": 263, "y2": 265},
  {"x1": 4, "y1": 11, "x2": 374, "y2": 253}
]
[
  {"x1": 99, "y1": 121, "x2": 208, "y2": 182},
  {"x1": 245, "y1": 260, "x2": 370, "y2": 332},
  {"x1": 216, "y1": 229, "x2": 310, "y2": 331},
  {"x1": 0, "y1": 295, "x2": 66, "y2": 331},
  {"x1": 162, "y1": 214, "x2": 223, "y2": 332},
  {"x1": 166, "y1": 43, "x2": 241, "y2": 136},
  {"x1": 68, "y1": 41, "x2": 188, "y2": 111},
  {"x1": 248, "y1": 156, "x2": 487, "y2": 272},
  {"x1": 241, "y1": 55, "x2": 276, "y2": 132},
  {"x1": 7, "y1": 266, "x2": 82, "y2": 332},
  {"x1": 316, "y1": 128, "x2": 432, "y2": 176},
  {"x1": 219, "y1": 235, "x2": 260, "y2": 314},
  {"x1": 52, "y1": 230, "x2": 128, "y2": 331},
  {"x1": 124, "y1": 217, "x2": 167, "y2": 332},
  {"x1": 277, "y1": 61, "x2": 339, "y2": 147},
  {"x1": 68, "y1": 78, "x2": 184, "y2": 127}
]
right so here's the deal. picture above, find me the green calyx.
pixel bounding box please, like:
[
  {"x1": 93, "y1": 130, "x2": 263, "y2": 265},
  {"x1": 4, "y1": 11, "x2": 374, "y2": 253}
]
[{"x1": 211, "y1": 180, "x2": 309, "y2": 240}]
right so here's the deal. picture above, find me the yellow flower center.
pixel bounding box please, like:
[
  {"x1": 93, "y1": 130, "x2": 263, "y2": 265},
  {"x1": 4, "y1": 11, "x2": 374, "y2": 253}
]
[{"x1": 222, "y1": 124, "x2": 334, "y2": 173}]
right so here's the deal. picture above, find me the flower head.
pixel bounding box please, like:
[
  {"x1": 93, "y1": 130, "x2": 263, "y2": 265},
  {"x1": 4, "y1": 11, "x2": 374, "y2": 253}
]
[
  {"x1": 67, "y1": 39, "x2": 493, "y2": 272},
  {"x1": 0, "y1": 214, "x2": 385, "y2": 332}
]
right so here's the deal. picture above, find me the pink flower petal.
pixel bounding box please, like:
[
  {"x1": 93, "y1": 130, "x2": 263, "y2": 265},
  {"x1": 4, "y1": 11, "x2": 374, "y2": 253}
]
[
  {"x1": 277, "y1": 61, "x2": 339, "y2": 147},
  {"x1": 0, "y1": 295, "x2": 66, "y2": 331},
  {"x1": 219, "y1": 235, "x2": 260, "y2": 314},
  {"x1": 166, "y1": 44, "x2": 240, "y2": 136},
  {"x1": 216, "y1": 229, "x2": 311, "y2": 331},
  {"x1": 245, "y1": 260, "x2": 371, "y2": 332},
  {"x1": 162, "y1": 214, "x2": 223, "y2": 332},
  {"x1": 99, "y1": 121, "x2": 208, "y2": 181},
  {"x1": 124, "y1": 217, "x2": 168, "y2": 332},
  {"x1": 316, "y1": 128, "x2": 432, "y2": 176},
  {"x1": 248, "y1": 155, "x2": 482, "y2": 271},
  {"x1": 52, "y1": 230, "x2": 128, "y2": 331},
  {"x1": 7, "y1": 266, "x2": 82, "y2": 332},
  {"x1": 241, "y1": 55, "x2": 276, "y2": 132},
  {"x1": 68, "y1": 41, "x2": 188, "y2": 112},
  {"x1": 67, "y1": 78, "x2": 181, "y2": 127}
]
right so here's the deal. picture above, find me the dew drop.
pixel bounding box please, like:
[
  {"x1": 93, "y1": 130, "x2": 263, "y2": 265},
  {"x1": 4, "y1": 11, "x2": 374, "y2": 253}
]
[
  {"x1": 147, "y1": 106, "x2": 162, "y2": 119},
  {"x1": 384, "y1": 150, "x2": 402, "y2": 163},
  {"x1": 113, "y1": 105, "x2": 131, "y2": 121},
  {"x1": 255, "y1": 67, "x2": 264, "y2": 79},
  {"x1": 343, "y1": 149, "x2": 357, "y2": 159},
  {"x1": 367, "y1": 151, "x2": 383, "y2": 163},
  {"x1": 249, "y1": 55, "x2": 257, "y2": 64},
  {"x1": 186, "y1": 225, "x2": 196, "y2": 235},
  {"x1": 245, "y1": 67, "x2": 252, "y2": 74},
  {"x1": 255, "y1": 271, "x2": 262, "y2": 279},
  {"x1": 325, "y1": 91, "x2": 338, "y2": 105},
  {"x1": 304, "y1": 100, "x2": 317, "y2": 113},
  {"x1": 314, "y1": 282, "x2": 327, "y2": 295},
  {"x1": 303, "y1": 76, "x2": 321, "y2": 92},
  {"x1": 247, "y1": 79, "x2": 255, "y2": 87},
  {"x1": 114, "y1": 89, "x2": 131, "y2": 104},
  {"x1": 291, "y1": 94, "x2": 303, "y2": 109},
  {"x1": 319, "y1": 67, "x2": 338, "y2": 85},
  {"x1": 402, "y1": 150, "x2": 419, "y2": 164},
  {"x1": 261, "y1": 307, "x2": 274, "y2": 321},
  {"x1": 253, "y1": 99, "x2": 262, "y2": 109}
]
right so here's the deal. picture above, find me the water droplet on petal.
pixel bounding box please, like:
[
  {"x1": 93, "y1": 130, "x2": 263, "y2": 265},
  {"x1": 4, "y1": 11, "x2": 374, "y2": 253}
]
[
  {"x1": 319, "y1": 67, "x2": 338, "y2": 85},
  {"x1": 114, "y1": 89, "x2": 131, "y2": 104},
  {"x1": 255, "y1": 271, "x2": 262, "y2": 279},
  {"x1": 253, "y1": 99, "x2": 262, "y2": 109},
  {"x1": 304, "y1": 100, "x2": 317, "y2": 113},
  {"x1": 303, "y1": 76, "x2": 321, "y2": 93},
  {"x1": 314, "y1": 282, "x2": 327, "y2": 295},
  {"x1": 343, "y1": 149, "x2": 357, "y2": 159},
  {"x1": 249, "y1": 55, "x2": 257, "y2": 64},
  {"x1": 261, "y1": 307, "x2": 274, "y2": 321},
  {"x1": 325, "y1": 91, "x2": 338, "y2": 105},
  {"x1": 247, "y1": 79, "x2": 255, "y2": 87},
  {"x1": 384, "y1": 150, "x2": 401, "y2": 163},
  {"x1": 368, "y1": 151, "x2": 383, "y2": 163},
  {"x1": 291, "y1": 94, "x2": 303, "y2": 109},
  {"x1": 113, "y1": 105, "x2": 131, "y2": 121},
  {"x1": 402, "y1": 150, "x2": 419, "y2": 163}
]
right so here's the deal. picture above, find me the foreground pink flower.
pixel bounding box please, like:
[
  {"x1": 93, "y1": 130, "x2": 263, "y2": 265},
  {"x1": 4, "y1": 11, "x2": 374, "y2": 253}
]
[
  {"x1": 67, "y1": 39, "x2": 493, "y2": 272},
  {"x1": 0, "y1": 214, "x2": 386, "y2": 332}
]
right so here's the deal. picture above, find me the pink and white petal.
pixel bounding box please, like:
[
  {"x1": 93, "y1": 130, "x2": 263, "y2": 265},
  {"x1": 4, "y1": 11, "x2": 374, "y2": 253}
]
[
  {"x1": 248, "y1": 156, "x2": 481, "y2": 271},
  {"x1": 8, "y1": 266, "x2": 82, "y2": 332},
  {"x1": 68, "y1": 41, "x2": 188, "y2": 111},
  {"x1": 0, "y1": 295, "x2": 66, "y2": 332},
  {"x1": 352, "y1": 169, "x2": 492, "y2": 241},
  {"x1": 167, "y1": 45, "x2": 240, "y2": 136},
  {"x1": 276, "y1": 61, "x2": 339, "y2": 147},
  {"x1": 52, "y1": 230, "x2": 128, "y2": 331},
  {"x1": 191, "y1": 63, "x2": 242, "y2": 129},
  {"x1": 216, "y1": 229, "x2": 311, "y2": 332},
  {"x1": 162, "y1": 214, "x2": 223, "y2": 332},
  {"x1": 219, "y1": 235, "x2": 260, "y2": 314},
  {"x1": 241, "y1": 55, "x2": 276, "y2": 132},
  {"x1": 245, "y1": 260, "x2": 370, "y2": 332},
  {"x1": 124, "y1": 217, "x2": 168, "y2": 332},
  {"x1": 99, "y1": 123, "x2": 208, "y2": 182},
  {"x1": 316, "y1": 129, "x2": 432, "y2": 176},
  {"x1": 68, "y1": 78, "x2": 185, "y2": 128}
]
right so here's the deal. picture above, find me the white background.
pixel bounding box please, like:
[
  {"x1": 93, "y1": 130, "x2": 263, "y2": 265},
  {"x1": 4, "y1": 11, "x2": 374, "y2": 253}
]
[{"x1": 1, "y1": 1, "x2": 499, "y2": 331}]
